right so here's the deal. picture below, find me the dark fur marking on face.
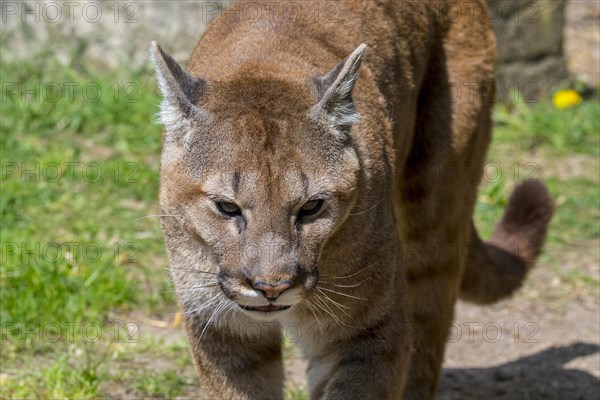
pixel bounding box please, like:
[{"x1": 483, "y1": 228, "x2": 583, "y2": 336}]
[{"x1": 232, "y1": 171, "x2": 241, "y2": 197}]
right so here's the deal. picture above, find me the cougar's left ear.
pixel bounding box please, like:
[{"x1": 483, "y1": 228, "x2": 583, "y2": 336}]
[
  {"x1": 149, "y1": 41, "x2": 210, "y2": 139},
  {"x1": 311, "y1": 44, "x2": 367, "y2": 134}
]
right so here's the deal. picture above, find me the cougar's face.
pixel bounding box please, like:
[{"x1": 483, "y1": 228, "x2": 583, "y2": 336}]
[
  {"x1": 160, "y1": 86, "x2": 360, "y2": 320},
  {"x1": 152, "y1": 41, "x2": 367, "y2": 320}
]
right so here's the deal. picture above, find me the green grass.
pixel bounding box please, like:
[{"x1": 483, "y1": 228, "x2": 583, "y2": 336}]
[
  {"x1": 1, "y1": 52, "x2": 598, "y2": 398},
  {"x1": 1, "y1": 53, "x2": 177, "y2": 398},
  {"x1": 492, "y1": 89, "x2": 600, "y2": 156},
  {"x1": 134, "y1": 370, "x2": 187, "y2": 398}
]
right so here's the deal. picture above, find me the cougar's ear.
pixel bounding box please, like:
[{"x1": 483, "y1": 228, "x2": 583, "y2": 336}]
[
  {"x1": 311, "y1": 44, "x2": 367, "y2": 134},
  {"x1": 149, "y1": 41, "x2": 210, "y2": 138}
]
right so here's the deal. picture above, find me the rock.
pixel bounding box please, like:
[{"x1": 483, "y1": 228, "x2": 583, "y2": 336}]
[
  {"x1": 488, "y1": 0, "x2": 569, "y2": 101},
  {"x1": 1, "y1": 0, "x2": 569, "y2": 99},
  {"x1": 1, "y1": 0, "x2": 235, "y2": 68}
]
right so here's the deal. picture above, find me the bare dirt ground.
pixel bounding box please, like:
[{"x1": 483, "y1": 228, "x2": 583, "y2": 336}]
[{"x1": 440, "y1": 284, "x2": 600, "y2": 399}]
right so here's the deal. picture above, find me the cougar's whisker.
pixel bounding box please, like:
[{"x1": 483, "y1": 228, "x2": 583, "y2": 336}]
[
  {"x1": 347, "y1": 199, "x2": 384, "y2": 216},
  {"x1": 313, "y1": 293, "x2": 357, "y2": 329},
  {"x1": 183, "y1": 295, "x2": 221, "y2": 316},
  {"x1": 330, "y1": 263, "x2": 376, "y2": 280},
  {"x1": 167, "y1": 284, "x2": 220, "y2": 293},
  {"x1": 318, "y1": 286, "x2": 367, "y2": 301},
  {"x1": 303, "y1": 300, "x2": 323, "y2": 331},
  {"x1": 311, "y1": 296, "x2": 341, "y2": 329},
  {"x1": 168, "y1": 268, "x2": 219, "y2": 275},
  {"x1": 316, "y1": 288, "x2": 351, "y2": 310},
  {"x1": 316, "y1": 289, "x2": 354, "y2": 321},
  {"x1": 319, "y1": 277, "x2": 370, "y2": 289},
  {"x1": 132, "y1": 214, "x2": 177, "y2": 221},
  {"x1": 199, "y1": 297, "x2": 231, "y2": 340}
]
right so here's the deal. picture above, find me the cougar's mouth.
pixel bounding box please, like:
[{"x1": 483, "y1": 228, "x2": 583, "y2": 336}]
[{"x1": 239, "y1": 304, "x2": 291, "y2": 313}]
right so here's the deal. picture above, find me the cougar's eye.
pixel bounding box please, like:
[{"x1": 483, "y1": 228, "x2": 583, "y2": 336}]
[
  {"x1": 298, "y1": 199, "x2": 324, "y2": 219},
  {"x1": 216, "y1": 201, "x2": 241, "y2": 216}
]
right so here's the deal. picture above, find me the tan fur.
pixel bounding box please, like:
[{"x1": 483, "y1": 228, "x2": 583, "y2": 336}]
[{"x1": 151, "y1": 1, "x2": 554, "y2": 398}]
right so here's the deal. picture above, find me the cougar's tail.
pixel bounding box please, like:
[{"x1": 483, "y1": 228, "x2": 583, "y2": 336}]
[{"x1": 459, "y1": 180, "x2": 555, "y2": 304}]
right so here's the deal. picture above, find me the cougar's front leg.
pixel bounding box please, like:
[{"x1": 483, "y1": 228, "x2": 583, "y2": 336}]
[
  {"x1": 401, "y1": 258, "x2": 461, "y2": 400},
  {"x1": 304, "y1": 314, "x2": 412, "y2": 400},
  {"x1": 185, "y1": 317, "x2": 285, "y2": 400}
]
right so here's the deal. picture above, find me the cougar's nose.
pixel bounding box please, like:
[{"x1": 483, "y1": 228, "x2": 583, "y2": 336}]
[{"x1": 252, "y1": 280, "x2": 293, "y2": 301}]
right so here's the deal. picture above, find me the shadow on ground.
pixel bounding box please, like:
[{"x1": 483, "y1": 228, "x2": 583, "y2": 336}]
[{"x1": 438, "y1": 343, "x2": 600, "y2": 400}]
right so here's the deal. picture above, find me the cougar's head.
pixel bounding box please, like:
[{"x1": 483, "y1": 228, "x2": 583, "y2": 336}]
[{"x1": 151, "y1": 41, "x2": 367, "y2": 320}]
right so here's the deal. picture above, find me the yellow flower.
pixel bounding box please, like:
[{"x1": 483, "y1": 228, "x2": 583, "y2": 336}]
[{"x1": 553, "y1": 89, "x2": 583, "y2": 110}]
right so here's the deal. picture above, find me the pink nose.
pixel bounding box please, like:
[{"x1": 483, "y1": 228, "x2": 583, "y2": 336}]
[{"x1": 252, "y1": 281, "x2": 293, "y2": 300}]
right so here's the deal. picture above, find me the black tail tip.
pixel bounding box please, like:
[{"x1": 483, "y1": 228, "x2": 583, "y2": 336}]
[
  {"x1": 503, "y1": 180, "x2": 555, "y2": 229},
  {"x1": 493, "y1": 180, "x2": 555, "y2": 263}
]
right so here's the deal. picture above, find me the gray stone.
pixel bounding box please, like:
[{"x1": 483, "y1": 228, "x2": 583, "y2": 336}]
[
  {"x1": 1, "y1": 0, "x2": 568, "y2": 100},
  {"x1": 488, "y1": 0, "x2": 569, "y2": 100},
  {"x1": 0, "y1": 0, "x2": 235, "y2": 68}
]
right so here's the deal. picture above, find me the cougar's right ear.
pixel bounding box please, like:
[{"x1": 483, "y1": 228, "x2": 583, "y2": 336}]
[{"x1": 149, "y1": 41, "x2": 210, "y2": 138}]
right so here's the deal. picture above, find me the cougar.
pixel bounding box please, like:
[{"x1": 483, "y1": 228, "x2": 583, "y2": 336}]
[{"x1": 151, "y1": 0, "x2": 554, "y2": 398}]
